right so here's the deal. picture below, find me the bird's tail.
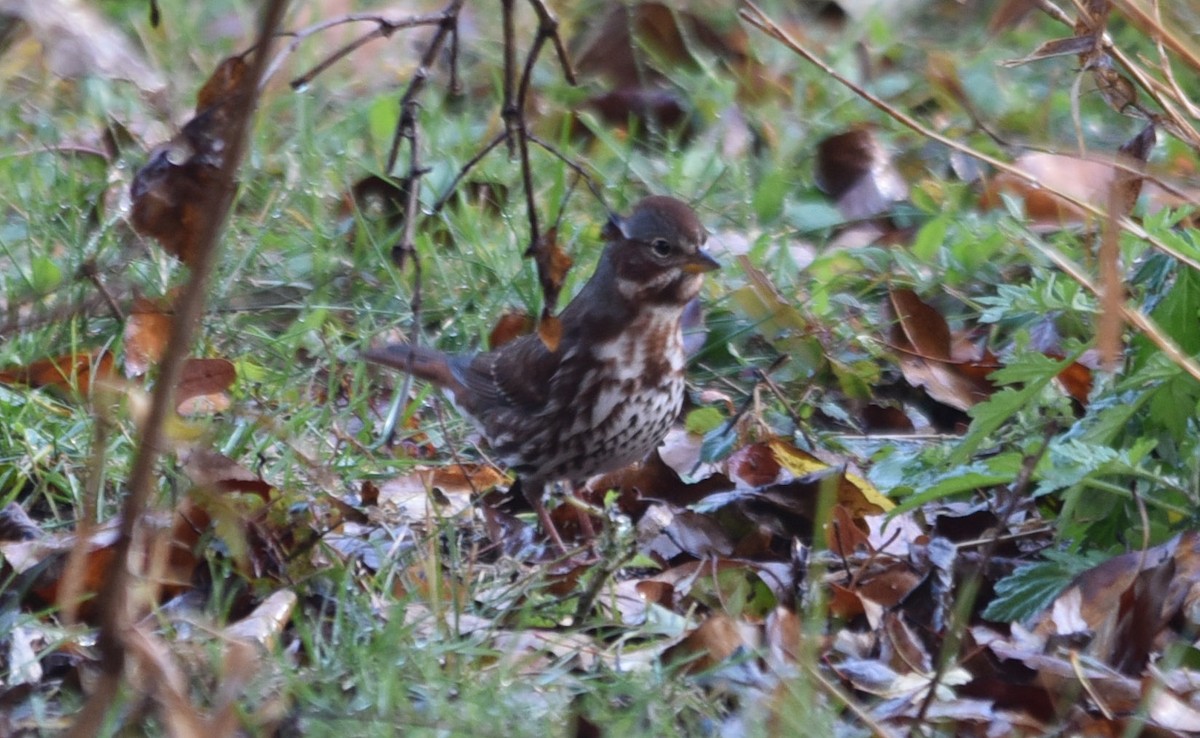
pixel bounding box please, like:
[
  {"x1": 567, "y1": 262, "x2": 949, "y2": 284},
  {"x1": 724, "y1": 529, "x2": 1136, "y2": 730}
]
[{"x1": 363, "y1": 343, "x2": 465, "y2": 393}]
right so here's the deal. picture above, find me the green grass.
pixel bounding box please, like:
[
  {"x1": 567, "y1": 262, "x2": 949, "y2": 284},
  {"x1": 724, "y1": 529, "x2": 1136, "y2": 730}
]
[{"x1": 3, "y1": 0, "x2": 1200, "y2": 735}]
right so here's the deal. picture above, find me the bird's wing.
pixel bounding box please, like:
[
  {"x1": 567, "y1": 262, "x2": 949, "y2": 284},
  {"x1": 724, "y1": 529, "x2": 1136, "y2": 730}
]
[{"x1": 449, "y1": 333, "x2": 562, "y2": 415}]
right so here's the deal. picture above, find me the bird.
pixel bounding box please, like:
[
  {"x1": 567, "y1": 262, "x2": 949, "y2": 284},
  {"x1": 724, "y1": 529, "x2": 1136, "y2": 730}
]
[{"x1": 365, "y1": 195, "x2": 718, "y2": 548}]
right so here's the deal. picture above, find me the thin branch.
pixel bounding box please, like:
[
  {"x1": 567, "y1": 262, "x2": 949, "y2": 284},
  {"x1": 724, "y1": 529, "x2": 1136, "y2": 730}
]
[
  {"x1": 524, "y1": 0, "x2": 576, "y2": 85},
  {"x1": 430, "y1": 132, "x2": 508, "y2": 213},
  {"x1": 384, "y1": 0, "x2": 466, "y2": 175},
  {"x1": 526, "y1": 133, "x2": 608, "y2": 209},
  {"x1": 81, "y1": 0, "x2": 289, "y2": 719},
  {"x1": 501, "y1": 0, "x2": 518, "y2": 158},
  {"x1": 261, "y1": 11, "x2": 448, "y2": 89},
  {"x1": 514, "y1": 27, "x2": 549, "y2": 247}
]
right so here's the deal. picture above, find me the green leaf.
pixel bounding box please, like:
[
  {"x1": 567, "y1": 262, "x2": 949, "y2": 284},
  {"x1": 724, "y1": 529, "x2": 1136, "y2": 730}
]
[
  {"x1": 910, "y1": 214, "x2": 949, "y2": 261},
  {"x1": 950, "y1": 352, "x2": 1075, "y2": 465},
  {"x1": 752, "y1": 168, "x2": 787, "y2": 222},
  {"x1": 699, "y1": 423, "x2": 737, "y2": 464},
  {"x1": 784, "y1": 200, "x2": 844, "y2": 232},
  {"x1": 1147, "y1": 265, "x2": 1200, "y2": 357},
  {"x1": 685, "y1": 406, "x2": 726, "y2": 435},
  {"x1": 367, "y1": 95, "x2": 399, "y2": 153},
  {"x1": 888, "y1": 452, "x2": 1024, "y2": 516},
  {"x1": 983, "y1": 550, "x2": 1106, "y2": 623},
  {"x1": 30, "y1": 255, "x2": 62, "y2": 294}
]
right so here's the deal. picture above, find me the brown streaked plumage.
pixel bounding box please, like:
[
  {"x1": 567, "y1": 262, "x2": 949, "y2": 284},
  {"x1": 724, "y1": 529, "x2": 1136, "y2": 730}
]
[{"x1": 366, "y1": 196, "x2": 718, "y2": 547}]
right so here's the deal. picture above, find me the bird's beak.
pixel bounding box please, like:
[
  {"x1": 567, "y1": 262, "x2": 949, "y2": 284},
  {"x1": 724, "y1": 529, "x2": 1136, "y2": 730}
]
[{"x1": 682, "y1": 249, "x2": 720, "y2": 274}]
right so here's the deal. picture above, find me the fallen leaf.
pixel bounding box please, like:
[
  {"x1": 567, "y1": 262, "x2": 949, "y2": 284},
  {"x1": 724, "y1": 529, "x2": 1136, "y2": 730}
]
[
  {"x1": 0, "y1": 502, "x2": 42, "y2": 542},
  {"x1": 222, "y1": 589, "x2": 297, "y2": 648},
  {"x1": 663, "y1": 613, "x2": 755, "y2": 674},
  {"x1": 888, "y1": 288, "x2": 995, "y2": 411},
  {"x1": 130, "y1": 55, "x2": 252, "y2": 265},
  {"x1": 815, "y1": 126, "x2": 908, "y2": 220},
  {"x1": 0, "y1": 350, "x2": 115, "y2": 395},
  {"x1": 175, "y1": 357, "x2": 236, "y2": 414},
  {"x1": 123, "y1": 296, "x2": 174, "y2": 377},
  {"x1": 767, "y1": 438, "x2": 892, "y2": 515},
  {"x1": 4, "y1": 0, "x2": 165, "y2": 92}
]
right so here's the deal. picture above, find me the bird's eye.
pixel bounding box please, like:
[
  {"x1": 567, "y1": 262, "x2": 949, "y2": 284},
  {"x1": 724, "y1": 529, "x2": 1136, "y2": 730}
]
[{"x1": 650, "y1": 238, "x2": 672, "y2": 257}]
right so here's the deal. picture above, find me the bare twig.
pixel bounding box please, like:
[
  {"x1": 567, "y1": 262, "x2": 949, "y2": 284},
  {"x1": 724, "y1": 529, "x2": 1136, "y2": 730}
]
[
  {"x1": 73, "y1": 3, "x2": 290, "y2": 732},
  {"x1": 431, "y1": 132, "x2": 508, "y2": 213},
  {"x1": 525, "y1": 0, "x2": 577, "y2": 85},
  {"x1": 263, "y1": 11, "x2": 449, "y2": 89},
  {"x1": 527, "y1": 133, "x2": 608, "y2": 208},
  {"x1": 514, "y1": 23, "x2": 549, "y2": 247},
  {"x1": 384, "y1": 0, "x2": 466, "y2": 176}
]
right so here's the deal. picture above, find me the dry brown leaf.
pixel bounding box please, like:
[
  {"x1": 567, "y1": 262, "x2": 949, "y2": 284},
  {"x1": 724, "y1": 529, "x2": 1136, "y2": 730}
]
[
  {"x1": 379, "y1": 464, "x2": 506, "y2": 521},
  {"x1": 131, "y1": 55, "x2": 252, "y2": 265},
  {"x1": 176, "y1": 357, "x2": 236, "y2": 414},
  {"x1": 827, "y1": 503, "x2": 871, "y2": 557},
  {"x1": 536, "y1": 314, "x2": 563, "y2": 353},
  {"x1": 179, "y1": 446, "x2": 272, "y2": 500},
  {"x1": 573, "y1": 3, "x2": 740, "y2": 88},
  {"x1": 1034, "y1": 532, "x2": 1199, "y2": 673},
  {"x1": 663, "y1": 613, "x2": 755, "y2": 674},
  {"x1": 0, "y1": 350, "x2": 114, "y2": 395},
  {"x1": 636, "y1": 504, "x2": 735, "y2": 562},
  {"x1": 815, "y1": 126, "x2": 908, "y2": 220},
  {"x1": 523, "y1": 225, "x2": 572, "y2": 352},
  {"x1": 0, "y1": 502, "x2": 204, "y2": 621},
  {"x1": 888, "y1": 288, "x2": 994, "y2": 411},
  {"x1": 222, "y1": 589, "x2": 297, "y2": 648},
  {"x1": 123, "y1": 296, "x2": 174, "y2": 377},
  {"x1": 979, "y1": 143, "x2": 1188, "y2": 229}
]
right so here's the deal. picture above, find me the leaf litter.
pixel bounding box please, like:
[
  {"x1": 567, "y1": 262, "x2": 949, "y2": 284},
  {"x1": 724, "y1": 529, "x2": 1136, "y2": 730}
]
[{"x1": 4, "y1": 0, "x2": 1200, "y2": 735}]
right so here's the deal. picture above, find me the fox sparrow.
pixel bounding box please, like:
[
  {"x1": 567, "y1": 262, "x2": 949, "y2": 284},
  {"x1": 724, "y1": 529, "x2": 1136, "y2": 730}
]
[{"x1": 366, "y1": 195, "x2": 718, "y2": 546}]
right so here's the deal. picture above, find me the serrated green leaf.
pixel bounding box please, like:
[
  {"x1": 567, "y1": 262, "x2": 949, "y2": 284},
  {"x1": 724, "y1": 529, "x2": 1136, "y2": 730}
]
[
  {"x1": 983, "y1": 550, "x2": 1107, "y2": 623},
  {"x1": 888, "y1": 452, "x2": 1024, "y2": 516},
  {"x1": 951, "y1": 352, "x2": 1076, "y2": 465}
]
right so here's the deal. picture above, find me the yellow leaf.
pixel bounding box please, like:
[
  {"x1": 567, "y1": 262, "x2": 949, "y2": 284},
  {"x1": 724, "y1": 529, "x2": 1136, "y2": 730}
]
[{"x1": 767, "y1": 438, "x2": 893, "y2": 515}]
